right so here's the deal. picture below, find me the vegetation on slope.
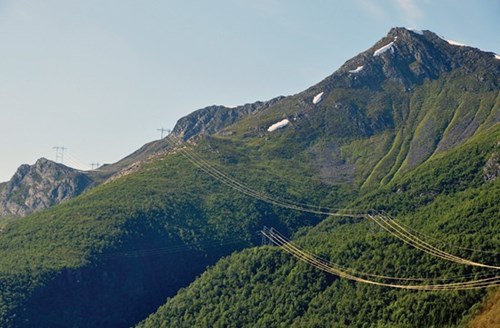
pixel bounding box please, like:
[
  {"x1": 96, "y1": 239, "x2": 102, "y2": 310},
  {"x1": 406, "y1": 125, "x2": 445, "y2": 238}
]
[
  {"x1": 0, "y1": 134, "x2": 350, "y2": 327},
  {"x1": 139, "y1": 126, "x2": 500, "y2": 327},
  {"x1": 468, "y1": 289, "x2": 500, "y2": 328}
]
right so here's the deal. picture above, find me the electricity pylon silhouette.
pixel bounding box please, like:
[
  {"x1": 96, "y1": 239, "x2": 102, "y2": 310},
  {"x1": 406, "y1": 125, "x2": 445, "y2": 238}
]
[
  {"x1": 52, "y1": 146, "x2": 67, "y2": 164},
  {"x1": 157, "y1": 128, "x2": 171, "y2": 139}
]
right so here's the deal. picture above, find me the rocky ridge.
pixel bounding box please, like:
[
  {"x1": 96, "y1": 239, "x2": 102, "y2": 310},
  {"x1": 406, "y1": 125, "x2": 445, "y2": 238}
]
[
  {"x1": 171, "y1": 96, "x2": 285, "y2": 141},
  {"x1": 0, "y1": 97, "x2": 286, "y2": 217}
]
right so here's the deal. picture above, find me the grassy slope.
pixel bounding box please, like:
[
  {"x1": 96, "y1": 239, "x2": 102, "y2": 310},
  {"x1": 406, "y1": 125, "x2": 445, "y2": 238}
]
[
  {"x1": 228, "y1": 68, "x2": 498, "y2": 191},
  {"x1": 139, "y1": 125, "x2": 499, "y2": 327},
  {"x1": 468, "y1": 289, "x2": 500, "y2": 328}
]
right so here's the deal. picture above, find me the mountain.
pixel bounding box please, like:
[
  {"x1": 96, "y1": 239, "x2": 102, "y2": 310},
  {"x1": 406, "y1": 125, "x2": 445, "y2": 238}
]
[
  {"x1": 7, "y1": 27, "x2": 498, "y2": 219},
  {"x1": 0, "y1": 158, "x2": 94, "y2": 217},
  {"x1": 138, "y1": 27, "x2": 500, "y2": 327},
  {"x1": 0, "y1": 27, "x2": 498, "y2": 327}
]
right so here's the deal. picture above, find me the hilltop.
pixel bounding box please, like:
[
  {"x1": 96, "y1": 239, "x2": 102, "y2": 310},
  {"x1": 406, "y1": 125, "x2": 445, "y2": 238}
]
[{"x1": 0, "y1": 158, "x2": 93, "y2": 217}]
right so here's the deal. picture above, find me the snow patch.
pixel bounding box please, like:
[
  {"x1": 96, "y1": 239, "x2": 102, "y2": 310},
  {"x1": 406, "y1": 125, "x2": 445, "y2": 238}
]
[
  {"x1": 407, "y1": 28, "x2": 423, "y2": 35},
  {"x1": 495, "y1": 54, "x2": 500, "y2": 60},
  {"x1": 312, "y1": 92, "x2": 324, "y2": 104},
  {"x1": 349, "y1": 65, "x2": 364, "y2": 73},
  {"x1": 373, "y1": 41, "x2": 395, "y2": 56},
  {"x1": 446, "y1": 39, "x2": 467, "y2": 47},
  {"x1": 437, "y1": 34, "x2": 468, "y2": 47},
  {"x1": 267, "y1": 119, "x2": 289, "y2": 132},
  {"x1": 224, "y1": 105, "x2": 239, "y2": 109}
]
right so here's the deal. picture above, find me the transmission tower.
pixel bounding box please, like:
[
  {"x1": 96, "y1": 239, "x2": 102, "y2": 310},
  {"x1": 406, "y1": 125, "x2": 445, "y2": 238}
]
[
  {"x1": 261, "y1": 226, "x2": 272, "y2": 246},
  {"x1": 52, "y1": 146, "x2": 67, "y2": 164},
  {"x1": 157, "y1": 128, "x2": 171, "y2": 139},
  {"x1": 90, "y1": 162, "x2": 100, "y2": 170}
]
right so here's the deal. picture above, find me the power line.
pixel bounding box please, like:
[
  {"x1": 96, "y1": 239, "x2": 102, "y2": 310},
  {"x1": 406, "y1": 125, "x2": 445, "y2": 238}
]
[
  {"x1": 262, "y1": 228, "x2": 500, "y2": 291},
  {"x1": 90, "y1": 162, "x2": 100, "y2": 170},
  {"x1": 164, "y1": 135, "x2": 500, "y2": 269}
]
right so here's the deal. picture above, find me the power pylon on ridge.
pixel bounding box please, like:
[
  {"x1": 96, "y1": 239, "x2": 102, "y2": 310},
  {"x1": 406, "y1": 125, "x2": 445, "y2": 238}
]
[
  {"x1": 90, "y1": 162, "x2": 100, "y2": 170},
  {"x1": 52, "y1": 146, "x2": 67, "y2": 164},
  {"x1": 157, "y1": 128, "x2": 171, "y2": 139}
]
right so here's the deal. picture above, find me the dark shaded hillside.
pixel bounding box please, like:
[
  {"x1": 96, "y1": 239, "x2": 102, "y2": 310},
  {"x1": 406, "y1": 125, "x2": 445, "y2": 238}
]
[
  {"x1": 0, "y1": 141, "x2": 344, "y2": 327},
  {"x1": 0, "y1": 27, "x2": 498, "y2": 327}
]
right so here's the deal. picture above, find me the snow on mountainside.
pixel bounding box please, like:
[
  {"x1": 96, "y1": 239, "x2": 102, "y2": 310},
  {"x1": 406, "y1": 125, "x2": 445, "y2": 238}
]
[
  {"x1": 307, "y1": 27, "x2": 500, "y2": 94},
  {"x1": 267, "y1": 119, "x2": 290, "y2": 132},
  {"x1": 373, "y1": 39, "x2": 396, "y2": 56},
  {"x1": 348, "y1": 65, "x2": 364, "y2": 73},
  {"x1": 312, "y1": 92, "x2": 324, "y2": 104}
]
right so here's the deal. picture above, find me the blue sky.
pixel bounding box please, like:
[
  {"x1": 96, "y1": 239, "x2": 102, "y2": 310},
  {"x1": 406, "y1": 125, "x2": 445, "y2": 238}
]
[{"x1": 1, "y1": 0, "x2": 499, "y2": 182}]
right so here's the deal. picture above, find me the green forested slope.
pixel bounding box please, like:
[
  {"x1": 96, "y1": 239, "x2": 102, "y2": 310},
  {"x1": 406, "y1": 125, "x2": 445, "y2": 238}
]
[
  {"x1": 139, "y1": 126, "x2": 500, "y2": 328},
  {"x1": 0, "y1": 144, "x2": 343, "y2": 326}
]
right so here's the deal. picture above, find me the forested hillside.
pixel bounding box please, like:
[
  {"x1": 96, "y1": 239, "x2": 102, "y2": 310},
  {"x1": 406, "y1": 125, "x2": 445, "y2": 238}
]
[
  {"x1": 140, "y1": 125, "x2": 500, "y2": 328},
  {"x1": 0, "y1": 27, "x2": 498, "y2": 327}
]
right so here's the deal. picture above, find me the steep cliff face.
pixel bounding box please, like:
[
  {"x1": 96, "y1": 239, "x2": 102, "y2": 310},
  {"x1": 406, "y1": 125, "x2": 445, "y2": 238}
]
[{"x1": 0, "y1": 158, "x2": 94, "y2": 217}]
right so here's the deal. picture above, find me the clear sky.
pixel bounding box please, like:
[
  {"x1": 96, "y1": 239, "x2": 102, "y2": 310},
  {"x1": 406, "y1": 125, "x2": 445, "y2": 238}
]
[{"x1": 1, "y1": 0, "x2": 499, "y2": 182}]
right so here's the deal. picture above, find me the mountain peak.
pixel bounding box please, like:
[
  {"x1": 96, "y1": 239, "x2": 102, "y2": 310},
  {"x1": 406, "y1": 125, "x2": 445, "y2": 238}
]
[
  {"x1": 0, "y1": 158, "x2": 94, "y2": 217},
  {"x1": 387, "y1": 26, "x2": 424, "y2": 38},
  {"x1": 312, "y1": 27, "x2": 499, "y2": 93}
]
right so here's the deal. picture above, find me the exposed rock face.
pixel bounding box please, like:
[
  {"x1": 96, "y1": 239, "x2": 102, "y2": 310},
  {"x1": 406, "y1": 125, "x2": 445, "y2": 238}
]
[
  {"x1": 483, "y1": 151, "x2": 499, "y2": 182},
  {"x1": 314, "y1": 27, "x2": 499, "y2": 93},
  {"x1": 172, "y1": 96, "x2": 284, "y2": 141},
  {"x1": 0, "y1": 158, "x2": 94, "y2": 217},
  {"x1": 100, "y1": 99, "x2": 287, "y2": 183}
]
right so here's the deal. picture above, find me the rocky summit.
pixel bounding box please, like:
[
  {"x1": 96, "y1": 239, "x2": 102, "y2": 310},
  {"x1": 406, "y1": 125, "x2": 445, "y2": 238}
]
[{"x1": 0, "y1": 158, "x2": 93, "y2": 217}]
